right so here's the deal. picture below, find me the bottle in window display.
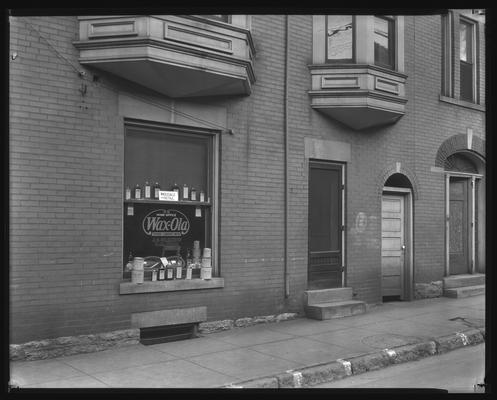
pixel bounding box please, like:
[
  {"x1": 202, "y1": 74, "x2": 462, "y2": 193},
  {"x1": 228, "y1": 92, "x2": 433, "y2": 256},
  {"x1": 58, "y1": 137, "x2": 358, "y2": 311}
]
[
  {"x1": 153, "y1": 182, "x2": 161, "y2": 199},
  {"x1": 171, "y1": 183, "x2": 180, "y2": 199},
  {"x1": 125, "y1": 186, "x2": 131, "y2": 200},
  {"x1": 182, "y1": 184, "x2": 189, "y2": 201},
  {"x1": 199, "y1": 190, "x2": 205, "y2": 202},
  {"x1": 134, "y1": 184, "x2": 141, "y2": 199},
  {"x1": 166, "y1": 262, "x2": 174, "y2": 280},
  {"x1": 190, "y1": 187, "x2": 197, "y2": 201},
  {"x1": 144, "y1": 181, "x2": 151, "y2": 199}
]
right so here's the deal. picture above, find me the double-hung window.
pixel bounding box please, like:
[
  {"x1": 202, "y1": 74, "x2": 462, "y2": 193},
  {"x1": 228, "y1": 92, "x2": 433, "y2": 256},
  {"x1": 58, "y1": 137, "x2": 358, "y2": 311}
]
[
  {"x1": 326, "y1": 15, "x2": 354, "y2": 62},
  {"x1": 459, "y1": 18, "x2": 476, "y2": 102},
  {"x1": 374, "y1": 16, "x2": 395, "y2": 69}
]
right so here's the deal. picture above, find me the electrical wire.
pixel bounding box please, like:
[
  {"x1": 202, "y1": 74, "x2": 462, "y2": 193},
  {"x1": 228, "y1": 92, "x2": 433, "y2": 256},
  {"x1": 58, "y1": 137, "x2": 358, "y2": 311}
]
[{"x1": 17, "y1": 18, "x2": 234, "y2": 134}]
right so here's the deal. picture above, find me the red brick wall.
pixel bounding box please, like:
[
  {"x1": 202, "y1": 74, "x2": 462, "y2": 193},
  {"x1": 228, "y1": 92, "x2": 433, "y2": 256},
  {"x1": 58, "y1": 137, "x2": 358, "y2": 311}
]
[{"x1": 9, "y1": 13, "x2": 485, "y2": 344}]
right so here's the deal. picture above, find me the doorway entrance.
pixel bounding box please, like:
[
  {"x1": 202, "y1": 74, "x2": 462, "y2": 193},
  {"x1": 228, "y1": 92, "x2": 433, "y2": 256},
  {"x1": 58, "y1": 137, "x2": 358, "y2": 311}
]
[
  {"x1": 444, "y1": 151, "x2": 484, "y2": 277},
  {"x1": 308, "y1": 161, "x2": 344, "y2": 290},
  {"x1": 449, "y1": 177, "x2": 471, "y2": 275},
  {"x1": 381, "y1": 194, "x2": 405, "y2": 299},
  {"x1": 381, "y1": 185, "x2": 413, "y2": 301}
]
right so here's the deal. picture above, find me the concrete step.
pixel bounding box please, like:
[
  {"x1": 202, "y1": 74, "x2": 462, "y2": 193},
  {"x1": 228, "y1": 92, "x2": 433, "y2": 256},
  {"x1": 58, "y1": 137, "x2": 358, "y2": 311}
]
[
  {"x1": 443, "y1": 284, "x2": 485, "y2": 299},
  {"x1": 305, "y1": 300, "x2": 367, "y2": 320},
  {"x1": 304, "y1": 287, "x2": 353, "y2": 306},
  {"x1": 443, "y1": 274, "x2": 485, "y2": 289}
]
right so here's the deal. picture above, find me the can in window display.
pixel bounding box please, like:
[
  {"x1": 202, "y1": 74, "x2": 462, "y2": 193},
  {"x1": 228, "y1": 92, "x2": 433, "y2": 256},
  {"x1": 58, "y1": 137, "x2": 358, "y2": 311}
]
[
  {"x1": 166, "y1": 264, "x2": 174, "y2": 280},
  {"x1": 158, "y1": 265, "x2": 165, "y2": 281},
  {"x1": 175, "y1": 265, "x2": 183, "y2": 279}
]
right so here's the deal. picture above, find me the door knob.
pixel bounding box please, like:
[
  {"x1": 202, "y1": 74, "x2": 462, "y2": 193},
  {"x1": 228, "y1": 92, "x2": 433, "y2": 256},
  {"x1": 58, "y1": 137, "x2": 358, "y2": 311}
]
[{"x1": 401, "y1": 245, "x2": 406, "y2": 250}]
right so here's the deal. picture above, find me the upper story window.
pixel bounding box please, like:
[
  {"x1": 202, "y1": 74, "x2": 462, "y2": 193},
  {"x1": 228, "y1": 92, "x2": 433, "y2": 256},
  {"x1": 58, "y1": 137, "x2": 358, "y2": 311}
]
[
  {"x1": 441, "y1": 11, "x2": 483, "y2": 105},
  {"x1": 459, "y1": 18, "x2": 475, "y2": 102},
  {"x1": 203, "y1": 15, "x2": 231, "y2": 23},
  {"x1": 326, "y1": 15, "x2": 353, "y2": 62},
  {"x1": 374, "y1": 16, "x2": 395, "y2": 69}
]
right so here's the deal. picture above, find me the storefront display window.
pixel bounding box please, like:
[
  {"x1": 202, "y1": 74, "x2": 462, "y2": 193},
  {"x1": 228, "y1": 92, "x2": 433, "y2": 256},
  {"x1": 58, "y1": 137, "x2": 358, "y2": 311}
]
[{"x1": 123, "y1": 122, "x2": 216, "y2": 282}]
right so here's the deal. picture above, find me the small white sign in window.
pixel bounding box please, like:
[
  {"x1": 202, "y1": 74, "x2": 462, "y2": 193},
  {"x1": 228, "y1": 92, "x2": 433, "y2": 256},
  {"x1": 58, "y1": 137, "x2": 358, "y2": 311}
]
[{"x1": 159, "y1": 190, "x2": 179, "y2": 202}]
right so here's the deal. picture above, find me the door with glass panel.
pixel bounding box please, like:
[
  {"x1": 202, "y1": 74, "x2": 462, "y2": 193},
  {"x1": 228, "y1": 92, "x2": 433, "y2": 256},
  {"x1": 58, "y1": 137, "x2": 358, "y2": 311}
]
[{"x1": 308, "y1": 161, "x2": 343, "y2": 289}]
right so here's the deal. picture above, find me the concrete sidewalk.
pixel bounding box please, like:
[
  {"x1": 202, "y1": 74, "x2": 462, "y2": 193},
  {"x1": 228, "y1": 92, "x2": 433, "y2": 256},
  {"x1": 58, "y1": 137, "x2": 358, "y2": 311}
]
[{"x1": 9, "y1": 295, "x2": 485, "y2": 389}]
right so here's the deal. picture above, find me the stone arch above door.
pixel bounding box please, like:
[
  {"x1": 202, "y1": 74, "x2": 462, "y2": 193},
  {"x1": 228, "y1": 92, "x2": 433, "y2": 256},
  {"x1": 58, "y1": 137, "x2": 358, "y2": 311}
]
[
  {"x1": 378, "y1": 164, "x2": 419, "y2": 200},
  {"x1": 435, "y1": 134, "x2": 485, "y2": 171}
]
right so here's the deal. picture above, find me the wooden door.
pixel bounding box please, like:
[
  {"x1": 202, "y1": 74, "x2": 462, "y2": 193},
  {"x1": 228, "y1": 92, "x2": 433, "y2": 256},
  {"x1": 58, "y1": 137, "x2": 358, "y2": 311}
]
[
  {"x1": 381, "y1": 195, "x2": 405, "y2": 298},
  {"x1": 308, "y1": 162, "x2": 343, "y2": 289},
  {"x1": 449, "y1": 178, "x2": 470, "y2": 274}
]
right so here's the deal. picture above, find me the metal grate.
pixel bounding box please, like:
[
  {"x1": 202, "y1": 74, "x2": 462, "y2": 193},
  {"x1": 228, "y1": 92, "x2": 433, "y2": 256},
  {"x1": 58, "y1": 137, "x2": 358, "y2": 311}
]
[{"x1": 140, "y1": 323, "x2": 197, "y2": 345}]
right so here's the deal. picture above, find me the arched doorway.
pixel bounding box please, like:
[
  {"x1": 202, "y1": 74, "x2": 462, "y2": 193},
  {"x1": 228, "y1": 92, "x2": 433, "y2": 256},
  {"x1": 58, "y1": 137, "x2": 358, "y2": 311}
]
[
  {"x1": 382, "y1": 173, "x2": 415, "y2": 301},
  {"x1": 444, "y1": 151, "x2": 485, "y2": 276}
]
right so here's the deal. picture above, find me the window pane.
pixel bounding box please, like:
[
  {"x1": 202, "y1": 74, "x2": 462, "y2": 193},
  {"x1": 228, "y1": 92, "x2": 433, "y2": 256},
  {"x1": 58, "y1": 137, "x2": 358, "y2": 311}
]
[
  {"x1": 124, "y1": 126, "x2": 213, "y2": 277},
  {"x1": 460, "y1": 60, "x2": 473, "y2": 101},
  {"x1": 374, "y1": 16, "x2": 394, "y2": 68},
  {"x1": 125, "y1": 128, "x2": 209, "y2": 195},
  {"x1": 459, "y1": 21, "x2": 472, "y2": 63},
  {"x1": 326, "y1": 15, "x2": 353, "y2": 61},
  {"x1": 203, "y1": 15, "x2": 230, "y2": 23}
]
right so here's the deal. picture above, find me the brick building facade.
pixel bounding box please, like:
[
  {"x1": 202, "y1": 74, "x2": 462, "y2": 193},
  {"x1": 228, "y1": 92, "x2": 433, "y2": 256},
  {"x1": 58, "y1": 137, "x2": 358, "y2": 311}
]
[{"x1": 9, "y1": 11, "x2": 485, "y2": 351}]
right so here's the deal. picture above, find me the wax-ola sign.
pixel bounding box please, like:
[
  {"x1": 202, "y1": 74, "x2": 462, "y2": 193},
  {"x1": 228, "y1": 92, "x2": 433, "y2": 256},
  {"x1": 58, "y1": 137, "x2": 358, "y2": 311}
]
[{"x1": 142, "y1": 209, "x2": 190, "y2": 237}]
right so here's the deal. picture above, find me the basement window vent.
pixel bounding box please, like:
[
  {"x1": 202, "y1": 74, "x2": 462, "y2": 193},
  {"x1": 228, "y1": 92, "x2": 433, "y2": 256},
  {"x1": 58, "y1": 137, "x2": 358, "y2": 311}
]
[
  {"x1": 140, "y1": 323, "x2": 198, "y2": 345},
  {"x1": 382, "y1": 295, "x2": 401, "y2": 303}
]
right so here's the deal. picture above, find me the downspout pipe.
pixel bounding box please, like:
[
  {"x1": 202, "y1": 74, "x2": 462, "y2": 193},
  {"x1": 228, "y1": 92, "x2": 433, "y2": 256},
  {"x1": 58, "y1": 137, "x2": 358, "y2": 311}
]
[{"x1": 284, "y1": 15, "x2": 290, "y2": 298}]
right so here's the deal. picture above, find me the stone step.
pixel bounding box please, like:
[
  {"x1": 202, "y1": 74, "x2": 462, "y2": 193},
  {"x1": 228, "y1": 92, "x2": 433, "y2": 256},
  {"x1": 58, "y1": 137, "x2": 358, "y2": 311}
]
[
  {"x1": 443, "y1": 284, "x2": 485, "y2": 299},
  {"x1": 304, "y1": 287, "x2": 353, "y2": 306},
  {"x1": 305, "y1": 300, "x2": 367, "y2": 320},
  {"x1": 443, "y1": 274, "x2": 485, "y2": 289}
]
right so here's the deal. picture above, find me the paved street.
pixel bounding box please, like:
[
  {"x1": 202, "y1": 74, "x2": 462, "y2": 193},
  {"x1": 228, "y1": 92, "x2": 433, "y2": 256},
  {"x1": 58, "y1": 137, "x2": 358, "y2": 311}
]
[{"x1": 313, "y1": 343, "x2": 485, "y2": 392}]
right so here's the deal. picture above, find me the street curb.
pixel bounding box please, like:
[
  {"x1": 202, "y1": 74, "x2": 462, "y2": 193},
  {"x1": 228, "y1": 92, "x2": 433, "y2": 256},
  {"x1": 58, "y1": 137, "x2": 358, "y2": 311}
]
[{"x1": 222, "y1": 329, "x2": 485, "y2": 388}]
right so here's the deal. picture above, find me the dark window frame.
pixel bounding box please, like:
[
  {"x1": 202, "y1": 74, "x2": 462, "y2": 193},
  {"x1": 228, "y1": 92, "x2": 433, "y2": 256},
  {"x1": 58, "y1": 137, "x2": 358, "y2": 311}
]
[{"x1": 442, "y1": 12, "x2": 454, "y2": 97}]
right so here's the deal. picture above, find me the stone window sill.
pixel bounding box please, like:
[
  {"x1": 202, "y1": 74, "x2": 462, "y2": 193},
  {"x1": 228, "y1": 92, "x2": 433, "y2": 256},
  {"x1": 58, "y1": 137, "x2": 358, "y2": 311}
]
[
  {"x1": 439, "y1": 95, "x2": 485, "y2": 112},
  {"x1": 120, "y1": 278, "x2": 224, "y2": 295}
]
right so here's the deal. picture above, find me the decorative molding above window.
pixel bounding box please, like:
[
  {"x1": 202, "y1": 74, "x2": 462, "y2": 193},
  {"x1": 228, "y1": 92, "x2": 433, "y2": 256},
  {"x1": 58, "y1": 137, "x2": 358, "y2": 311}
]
[{"x1": 74, "y1": 15, "x2": 256, "y2": 98}]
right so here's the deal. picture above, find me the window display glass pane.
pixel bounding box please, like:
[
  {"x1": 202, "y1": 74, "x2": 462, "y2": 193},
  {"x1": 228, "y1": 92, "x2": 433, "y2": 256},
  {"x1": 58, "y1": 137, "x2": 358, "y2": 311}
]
[
  {"x1": 326, "y1": 15, "x2": 353, "y2": 62},
  {"x1": 123, "y1": 125, "x2": 213, "y2": 279}
]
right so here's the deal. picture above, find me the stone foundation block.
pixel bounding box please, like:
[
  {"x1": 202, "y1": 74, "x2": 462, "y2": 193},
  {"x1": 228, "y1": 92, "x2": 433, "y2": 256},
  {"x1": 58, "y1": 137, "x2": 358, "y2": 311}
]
[{"x1": 414, "y1": 281, "x2": 443, "y2": 299}]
